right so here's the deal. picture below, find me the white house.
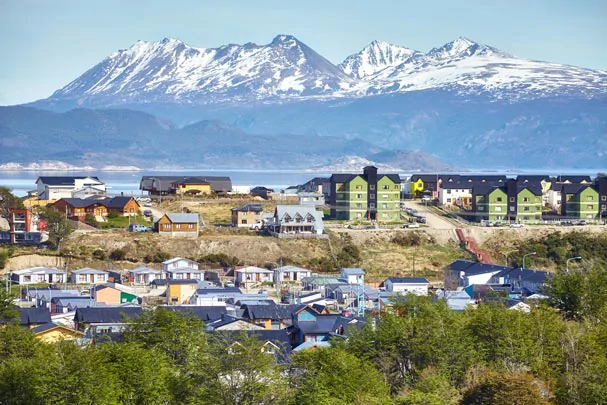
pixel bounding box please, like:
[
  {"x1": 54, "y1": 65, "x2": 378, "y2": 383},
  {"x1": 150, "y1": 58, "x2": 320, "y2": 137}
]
[
  {"x1": 167, "y1": 267, "x2": 204, "y2": 280},
  {"x1": 128, "y1": 266, "x2": 164, "y2": 285},
  {"x1": 71, "y1": 268, "x2": 109, "y2": 284},
  {"x1": 235, "y1": 266, "x2": 274, "y2": 285},
  {"x1": 274, "y1": 265, "x2": 312, "y2": 283},
  {"x1": 35, "y1": 176, "x2": 106, "y2": 200},
  {"x1": 162, "y1": 257, "x2": 199, "y2": 272},
  {"x1": 11, "y1": 267, "x2": 67, "y2": 285},
  {"x1": 438, "y1": 186, "x2": 473, "y2": 207},
  {"x1": 298, "y1": 193, "x2": 325, "y2": 206},
  {"x1": 340, "y1": 268, "x2": 365, "y2": 285},
  {"x1": 274, "y1": 205, "x2": 324, "y2": 235},
  {"x1": 383, "y1": 277, "x2": 430, "y2": 296}
]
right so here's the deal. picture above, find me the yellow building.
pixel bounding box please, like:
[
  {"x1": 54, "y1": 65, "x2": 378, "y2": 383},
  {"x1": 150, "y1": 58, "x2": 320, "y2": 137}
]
[
  {"x1": 32, "y1": 323, "x2": 84, "y2": 343},
  {"x1": 167, "y1": 279, "x2": 199, "y2": 305},
  {"x1": 170, "y1": 178, "x2": 212, "y2": 195}
]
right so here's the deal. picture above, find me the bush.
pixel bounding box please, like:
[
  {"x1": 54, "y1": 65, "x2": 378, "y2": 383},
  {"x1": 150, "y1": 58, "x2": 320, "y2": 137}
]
[
  {"x1": 107, "y1": 211, "x2": 119, "y2": 219},
  {"x1": 92, "y1": 249, "x2": 107, "y2": 260},
  {"x1": 110, "y1": 248, "x2": 127, "y2": 261},
  {"x1": 198, "y1": 253, "x2": 241, "y2": 268},
  {"x1": 144, "y1": 251, "x2": 171, "y2": 263}
]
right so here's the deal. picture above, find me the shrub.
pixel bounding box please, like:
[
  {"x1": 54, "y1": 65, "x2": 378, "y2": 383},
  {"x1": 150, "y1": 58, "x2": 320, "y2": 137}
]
[
  {"x1": 92, "y1": 249, "x2": 107, "y2": 260},
  {"x1": 110, "y1": 248, "x2": 127, "y2": 261}
]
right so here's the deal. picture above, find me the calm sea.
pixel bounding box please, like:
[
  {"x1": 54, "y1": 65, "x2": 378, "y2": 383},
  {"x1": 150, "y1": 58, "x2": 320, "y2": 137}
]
[{"x1": 0, "y1": 170, "x2": 333, "y2": 197}]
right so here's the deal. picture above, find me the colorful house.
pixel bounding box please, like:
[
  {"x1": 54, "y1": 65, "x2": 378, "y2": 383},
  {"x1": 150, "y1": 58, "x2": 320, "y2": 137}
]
[
  {"x1": 231, "y1": 203, "x2": 264, "y2": 228},
  {"x1": 156, "y1": 213, "x2": 199, "y2": 237},
  {"x1": 561, "y1": 184, "x2": 600, "y2": 220},
  {"x1": 330, "y1": 166, "x2": 400, "y2": 221},
  {"x1": 167, "y1": 280, "x2": 199, "y2": 305},
  {"x1": 472, "y1": 185, "x2": 508, "y2": 222},
  {"x1": 32, "y1": 323, "x2": 84, "y2": 343},
  {"x1": 93, "y1": 285, "x2": 139, "y2": 306},
  {"x1": 170, "y1": 178, "x2": 212, "y2": 195}
]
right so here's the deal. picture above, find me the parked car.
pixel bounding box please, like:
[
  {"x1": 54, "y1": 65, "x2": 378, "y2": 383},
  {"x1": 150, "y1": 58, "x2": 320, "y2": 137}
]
[
  {"x1": 416, "y1": 216, "x2": 427, "y2": 224},
  {"x1": 143, "y1": 209, "x2": 153, "y2": 217},
  {"x1": 560, "y1": 220, "x2": 574, "y2": 226},
  {"x1": 403, "y1": 222, "x2": 420, "y2": 228},
  {"x1": 128, "y1": 224, "x2": 149, "y2": 232},
  {"x1": 577, "y1": 220, "x2": 587, "y2": 226},
  {"x1": 509, "y1": 223, "x2": 525, "y2": 228},
  {"x1": 250, "y1": 220, "x2": 265, "y2": 230}
]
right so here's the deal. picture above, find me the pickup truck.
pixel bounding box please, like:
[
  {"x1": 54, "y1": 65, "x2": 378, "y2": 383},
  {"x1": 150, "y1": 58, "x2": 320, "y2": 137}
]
[
  {"x1": 403, "y1": 222, "x2": 420, "y2": 229},
  {"x1": 250, "y1": 220, "x2": 265, "y2": 230}
]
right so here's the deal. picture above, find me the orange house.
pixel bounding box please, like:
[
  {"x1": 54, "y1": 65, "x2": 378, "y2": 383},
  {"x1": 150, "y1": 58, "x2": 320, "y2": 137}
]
[
  {"x1": 103, "y1": 196, "x2": 140, "y2": 216},
  {"x1": 49, "y1": 198, "x2": 108, "y2": 220}
]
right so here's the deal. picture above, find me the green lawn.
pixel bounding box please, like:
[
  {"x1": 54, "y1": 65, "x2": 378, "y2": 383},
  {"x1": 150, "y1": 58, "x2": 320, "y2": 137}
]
[{"x1": 98, "y1": 215, "x2": 151, "y2": 229}]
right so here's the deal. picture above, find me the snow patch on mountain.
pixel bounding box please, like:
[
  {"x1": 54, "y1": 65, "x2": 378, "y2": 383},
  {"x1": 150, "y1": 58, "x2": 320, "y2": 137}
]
[
  {"x1": 43, "y1": 35, "x2": 607, "y2": 107},
  {"x1": 311, "y1": 156, "x2": 401, "y2": 172},
  {"x1": 339, "y1": 40, "x2": 420, "y2": 79}
]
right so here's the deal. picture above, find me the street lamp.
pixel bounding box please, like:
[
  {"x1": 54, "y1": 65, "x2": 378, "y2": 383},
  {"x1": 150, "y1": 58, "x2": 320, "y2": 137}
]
[
  {"x1": 522, "y1": 252, "x2": 537, "y2": 269},
  {"x1": 566, "y1": 256, "x2": 582, "y2": 273},
  {"x1": 501, "y1": 249, "x2": 517, "y2": 267}
]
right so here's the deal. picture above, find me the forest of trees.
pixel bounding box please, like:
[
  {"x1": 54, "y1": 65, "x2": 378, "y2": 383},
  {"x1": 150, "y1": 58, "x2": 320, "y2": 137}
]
[{"x1": 1, "y1": 262, "x2": 607, "y2": 404}]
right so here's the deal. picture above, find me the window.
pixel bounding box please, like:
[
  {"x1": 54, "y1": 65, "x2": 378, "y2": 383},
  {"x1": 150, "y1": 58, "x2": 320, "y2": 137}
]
[
  {"x1": 447, "y1": 198, "x2": 452, "y2": 203},
  {"x1": 510, "y1": 207, "x2": 516, "y2": 212},
  {"x1": 241, "y1": 219, "x2": 247, "y2": 224},
  {"x1": 382, "y1": 213, "x2": 388, "y2": 217},
  {"x1": 356, "y1": 213, "x2": 362, "y2": 218},
  {"x1": 383, "y1": 185, "x2": 389, "y2": 190},
  {"x1": 98, "y1": 275, "x2": 106, "y2": 281},
  {"x1": 355, "y1": 203, "x2": 362, "y2": 208},
  {"x1": 382, "y1": 203, "x2": 388, "y2": 209},
  {"x1": 188, "y1": 224, "x2": 194, "y2": 229},
  {"x1": 163, "y1": 224, "x2": 171, "y2": 229},
  {"x1": 510, "y1": 197, "x2": 515, "y2": 202},
  {"x1": 175, "y1": 224, "x2": 181, "y2": 229},
  {"x1": 447, "y1": 190, "x2": 452, "y2": 194},
  {"x1": 523, "y1": 216, "x2": 529, "y2": 220},
  {"x1": 370, "y1": 194, "x2": 375, "y2": 199},
  {"x1": 78, "y1": 274, "x2": 87, "y2": 282},
  {"x1": 356, "y1": 194, "x2": 362, "y2": 199},
  {"x1": 494, "y1": 207, "x2": 502, "y2": 212},
  {"x1": 536, "y1": 206, "x2": 541, "y2": 211},
  {"x1": 382, "y1": 194, "x2": 388, "y2": 199},
  {"x1": 370, "y1": 185, "x2": 375, "y2": 190},
  {"x1": 394, "y1": 185, "x2": 399, "y2": 190},
  {"x1": 602, "y1": 204, "x2": 606, "y2": 210},
  {"x1": 478, "y1": 206, "x2": 484, "y2": 211},
  {"x1": 602, "y1": 196, "x2": 606, "y2": 201},
  {"x1": 496, "y1": 197, "x2": 503, "y2": 202},
  {"x1": 355, "y1": 185, "x2": 362, "y2": 190},
  {"x1": 370, "y1": 203, "x2": 375, "y2": 208},
  {"x1": 587, "y1": 195, "x2": 594, "y2": 201},
  {"x1": 587, "y1": 205, "x2": 594, "y2": 210},
  {"x1": 523, "y1": 197, "x2": 530, "y2": 202}
]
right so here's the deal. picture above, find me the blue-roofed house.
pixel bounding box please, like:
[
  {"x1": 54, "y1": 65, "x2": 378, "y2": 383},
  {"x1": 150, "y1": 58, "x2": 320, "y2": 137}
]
[
  {"x1": 235, "y1": 266, "x2": 274, "y2": 286},
  {"x1": 288, "y1": 305, "x2": 365, "y2": 347},
  {"x1": 129, "y1": 265, "x2": 164, "y2": 285},
  {"x1": 156, "y1": 213, "x2": 199, "y2": 237},
  {"x1": 71, "y1": 268, "x2": 109, "y2": 284},
  {"x1": 274, "y1": 265, "x2": 312, "y2": 284},
  {"x1": 488, "y1": 267, "x2": 551, "y2": 294},
  {"x1": 273, "y1": 205, "x2": 324, "y2": 236},
  {"x1": 383, "y1": 277, "x2": 430, "y2": 296},
  {"x1": 340, "y1": 268, "x2": 365, "y2": 285}
]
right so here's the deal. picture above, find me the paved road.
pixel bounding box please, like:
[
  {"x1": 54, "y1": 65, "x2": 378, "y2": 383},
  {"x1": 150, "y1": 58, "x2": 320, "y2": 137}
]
[{"x1": 405, "y1": 201, "x2": 458, "y2": 230}]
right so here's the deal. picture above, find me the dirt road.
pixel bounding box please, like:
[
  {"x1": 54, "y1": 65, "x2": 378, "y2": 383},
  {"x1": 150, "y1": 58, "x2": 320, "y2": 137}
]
[{"x1": 406, "y1": 201, "x2": 459, "y2": 230}]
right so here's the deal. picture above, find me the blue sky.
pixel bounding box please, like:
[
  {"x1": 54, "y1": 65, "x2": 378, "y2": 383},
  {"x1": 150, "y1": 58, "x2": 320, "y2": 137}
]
[{"x1": 1, "y1": 0, "x2": 605, "y2": 105}]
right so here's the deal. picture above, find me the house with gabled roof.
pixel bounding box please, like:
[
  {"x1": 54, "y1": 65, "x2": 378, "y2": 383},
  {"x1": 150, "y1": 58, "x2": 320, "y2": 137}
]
[
  {"x1": 74, "y1": 306, "x2": 142, "y2": 332},
  {"x1": 11, "y1": 267, "x2": 67, "y2": 285},
  {"x1": 128, "y1": 265, "x2": 164, "y2": 285},
  {"x1": 36, "y1": 176, "x2": 106, "y2": 200},
  {"x1": 561, "y1": 184, "x2": 600, "y2": 220},
  {"x1": 140, "y1": 175, "x2": 232, "y2": 195},
  {"x1": 287, "y1": 305, "x2": 364, "y2": 347},
  {"x1": 235, "y1": 266, "x2": 274, "y2": 286},
  {"x1": 156, "y1": 213, "x2": 199, "y2": 237},
  {"x1": 49, "y1": 198, "x2": 108, "y2": 220},
  {"x1": 31, "y1": 322, "x2": 84, "y2": 343},
  {"x1": 274, "y1": 265, "x2": 312, "y2": 283},
  {"x1": 205, "y1": 314, "x2": 265, "y2": 332},
  {"x1": 273, "y1": 205, "x2": 324, "y2": 236},
  {"x1": 340, "y1": 268, "x2": 365, "y2": 284},
  {"x1": 383, "y1": 277, "x2": 430, "y2": 296},
  {"x1": 331, "y1": 166, "x2": 401, "y2": 221},
  {"x1": 71, "y1": 268, "x2": 109, "y2": 284},
  {"x1": 231, "y1": 203, "x2": 264, "y2": 228},
  {"x1": 240, "y1": 301, "x2": 298, "y2": 330}
]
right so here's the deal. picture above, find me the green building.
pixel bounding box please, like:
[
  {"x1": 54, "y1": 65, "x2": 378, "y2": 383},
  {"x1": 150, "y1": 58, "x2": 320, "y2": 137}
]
[
  {"x1": 511, "y1": 186, "x2": 543, "y2": 222},
  {"x1": 472, "y1": 185, "x2": 508, "y2": 222},
  {"x1": 561, "y1": 185, "x2": 600, "y2": 220},
  {"x1": 329, "y1": 166, "x2": 401, "y2": 221}
]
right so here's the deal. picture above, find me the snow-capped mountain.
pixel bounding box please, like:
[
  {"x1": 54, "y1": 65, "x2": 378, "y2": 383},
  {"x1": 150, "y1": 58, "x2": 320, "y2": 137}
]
[
  {"x1": 351, "y1": 37, "x2": 607, "y2": 98},
  {"x1": 51, "y1": 35, "x2": 352, "y2": 105},
  {"x1": 41, "y1": 35, "x2": 607, "y2": 109},
  {"x1": 338, "y1": 40, "x2": 420, "y2": 79}
]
